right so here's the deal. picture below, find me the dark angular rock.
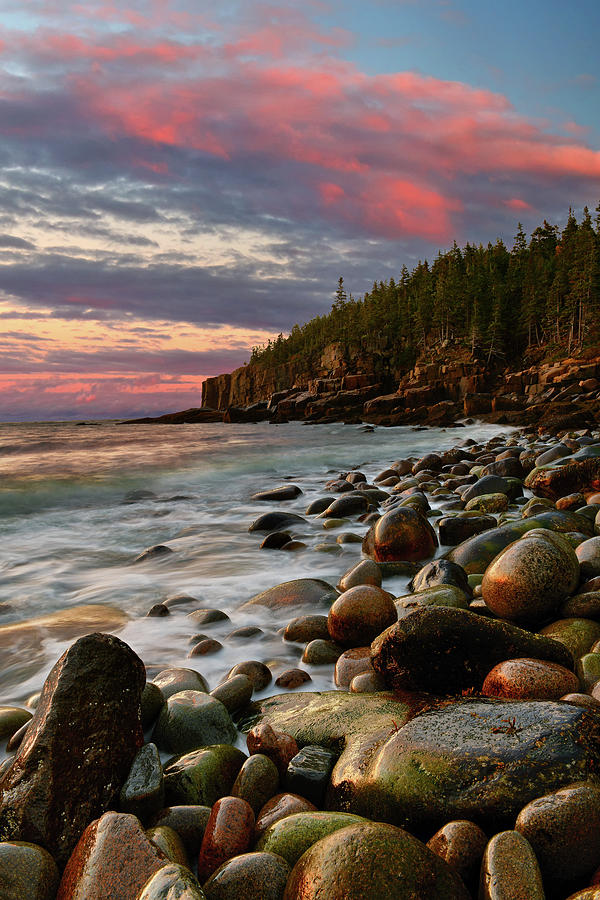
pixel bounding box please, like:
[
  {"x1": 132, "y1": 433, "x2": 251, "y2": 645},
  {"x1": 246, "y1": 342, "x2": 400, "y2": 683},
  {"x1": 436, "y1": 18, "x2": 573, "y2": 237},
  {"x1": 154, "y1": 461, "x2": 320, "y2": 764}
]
[
  {"x1": 248, "y1": 512, "x2": 307, "y2": 533},
  {"x1": 285, "y1": 746, "x2": 337, "y2": 806},
  {"x1": 371, "y1": 606, "x2": 573, "y2": 694},
  {"x1": 408, "y1": 559, "x2": 472, "y2": 597},
  {"x1": 526, "y1": 457, "x2": 600, "y2": 500},
  {"x1": 437, "y1": 514, "x2": 497, "y2": 546},
  {"x1": 0, "y1": 633, "x2": 145, "y2": 866}
]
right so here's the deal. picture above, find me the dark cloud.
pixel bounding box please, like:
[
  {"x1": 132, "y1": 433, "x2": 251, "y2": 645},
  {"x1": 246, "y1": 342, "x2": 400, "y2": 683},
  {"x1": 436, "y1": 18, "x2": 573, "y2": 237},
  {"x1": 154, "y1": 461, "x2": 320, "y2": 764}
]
[{"x1": 0, "y1": 234, "x2": 36, "y2": 249}]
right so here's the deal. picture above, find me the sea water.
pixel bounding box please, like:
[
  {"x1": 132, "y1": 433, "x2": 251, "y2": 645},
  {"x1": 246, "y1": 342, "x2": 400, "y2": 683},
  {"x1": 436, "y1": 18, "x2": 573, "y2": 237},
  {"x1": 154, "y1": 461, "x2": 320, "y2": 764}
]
[{"x1": 0, "y1": 419, "x2": 511, "y2": 719}]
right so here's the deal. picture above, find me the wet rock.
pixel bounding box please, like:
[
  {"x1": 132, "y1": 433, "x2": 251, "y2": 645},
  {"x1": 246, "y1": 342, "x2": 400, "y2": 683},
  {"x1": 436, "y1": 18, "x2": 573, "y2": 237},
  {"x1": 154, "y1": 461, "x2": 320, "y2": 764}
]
[
  {"x1": 337, "y1": 559, "x2": 382, "y2": 591},
  {"x1": 146, "y1": 824, "x2": 188, "y2": 867},
  {"x1": 350, "y1": 671, "x2": 387, "y2": 692},
  {"x1": 153, "y1": 668, "x2": 209, "y2": 700},
  {"x1": 120, "y1": 742, "x2": 164, "y2": 822},
  {"x1": 163, "y1": 745, "x2": 246, "y2": 807},
  {"x1": 462, "y1": 475, "x2": 516, "y2": 503},
  {"x1": 134, "y1": 545, "x2": 174, "y2": 563},
  {"x1": 283, "y1": 616, "x2": 329, "y2": 643},
  {"x1": 515, "y1": 780, "x2": 600, "y2": 883},
  {"x1": 481, "y1": 457, "x2": 525, "y2": 479},
  {"x1": 482, "y1": 658, "x2": 579, "y2": 700},
  {"x1": 305, "y1": 498, "x2": 330, "y2": 515},
  {"x1": 362, "y1": 507, "x2": 438, "y2": 562},
  {"x1": 395, "y1": 585, "x2": 470, "y2": 619},
  {"x1": 226, "y1": 626, "x2": 263, "y2": 640},
  {"x1": 408, "y1": 558, "x2": 472, "y2": 596},
  {"x1": 465, "y1": 492, "x2": 509, "y2": 513},
  {"x1": 335, "y1": 531, "x2": 363, "y2": 544},
  {"x1": 248, "y1": 512, "x2": 307, "y2": 533},
  {"x1": 148, "y1": 806, "x2": 211, "y2": 857},
  {"x1": 479, "y1": 830, "x2": 544, "y2": 900},
  {"x1": 327, "y1": 585, "x2": 396, "y2": 647},
  {"x1": 256, "y1": 811, "x2": 367, "y2": 866},
  {"x1": 0, "y1": 840, "x2": 59, "y2": 900},
  {"x1": 242, "y1": 579, "x2": 336, "y2": 611},
  {"x1": 371, "y1": 606, "x2": 573, "y2": 694},
  {"x1": 445, "y1": 516, "x2": 553, "y2": 574},
  {"x1": 226, "y1": 661, "x2": 272, "y2": 692},
  {"x1": 210, "y1": 675, "x2": 253, "y2": 714},
  {"x1": 190, "y1": 639, "x2": 223, "y2": 657},
  {"x1": 426, "y1": 819, "x2": 487, "y2": 882},
  {"x1": 284, "y1": 745, "x2": 337, "y2": 806},
  {"x1": 275, "y1": 669, "x2": 311, "y2": 689},
  {"x1": 320, "y1": 494, "x2": 370, "y2": 518},
  {"x1": 0, "y1": 707, "x2": 32, "y2": 741},
  {"x1": 526, "y1": 458, "x2": 600, "y2": 500},
  {"x1": 481, "y1": 528, "x2": 579, "y2": 623},
  {"x1": 246, "y1": 725, "x2": 298, "y2": 779},
  {"x1": 301, "y1": 639, "x2": 342, "y2": 665},
  {"x1": 197, "y1": 796, "x2": 255, "y2": 882},
  {"x1": 147, "y1": 603, "x2": 170, "y2": 617},
  {"x1": 561, "y1": 592, "x2": 600, "y2": 619},
  {"x1": 164, "y1": 594, "x2": 198, "y2": 610},
  {"x1": 0, "y1": 633, "x2": 145, "y2": 866},
  {"x1": 231, "y1": 754, "x2": 279, "y2": 816},
  {"x1": 557, "y1": 492, "x2": 586, "y2": 510},
  {"x1": 251, "y1": 486, "x2": 302, "y2": 502},
  {"x1": 577, "y1": 653, "x2": 600, "y2": 690},
  {"x1": 56, "y1": 811, "x2": 167, "y2": 900},
  {"x1": 260, "y1": 532, "x2": 292, "y2": 550},
  {"x1": 283, "y1": 821, "x2": 469, "y2": 899},
  {"x1": 137, "y1": 863, "x2": 206, "y2": 900},
  {"x1": 255, "y1": 793, "x2": 317, "y2": 840},
  {"x1": 202, "y1": 851, "x2": 290, "y2": 900},
  {"x1": 153, "y1": 691, "x2": 237, "y2": 754},
  {"x1": 334, "y1": 648, "x2": 374, "y2": 688},
  {"x1": 577, "y1": 537, "x2": 600, "y2": 579},
  {"x1": 187, "y1": 609, "x2": 230, "y2": 626},
  {"x1": 540, "y1": 618, "x2": 600, "y2": 661}
]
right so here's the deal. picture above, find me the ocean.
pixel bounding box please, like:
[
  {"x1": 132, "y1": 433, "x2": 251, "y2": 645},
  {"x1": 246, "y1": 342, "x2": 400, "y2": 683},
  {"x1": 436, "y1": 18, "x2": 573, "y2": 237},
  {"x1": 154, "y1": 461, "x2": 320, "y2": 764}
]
[{"x1": 0, "y1": 419, "x2": 511, "y2": 727}]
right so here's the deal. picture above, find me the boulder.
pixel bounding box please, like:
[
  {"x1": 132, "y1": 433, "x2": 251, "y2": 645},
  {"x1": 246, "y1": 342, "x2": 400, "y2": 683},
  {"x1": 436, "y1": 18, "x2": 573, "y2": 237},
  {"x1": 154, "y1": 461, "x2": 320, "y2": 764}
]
[
  {"x1": 526, "y1": 458, "x2": 600, "y2": 500},
  {"x1": 0, "y1": 634, "x2": 145, "y2": 866},
  {"x1": 362, "y1": 507, "x2": 438, "y2": 563},
  {"x1": 241, "y1": 579, "x2": 336, "y2": 611}
]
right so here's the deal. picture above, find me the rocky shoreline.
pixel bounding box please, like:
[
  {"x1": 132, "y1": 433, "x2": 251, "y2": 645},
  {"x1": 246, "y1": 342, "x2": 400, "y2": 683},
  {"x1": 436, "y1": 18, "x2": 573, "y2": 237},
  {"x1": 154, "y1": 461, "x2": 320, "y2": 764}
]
[{"x1": 2, "y1": 425, "x2": 600, "y2": 897}]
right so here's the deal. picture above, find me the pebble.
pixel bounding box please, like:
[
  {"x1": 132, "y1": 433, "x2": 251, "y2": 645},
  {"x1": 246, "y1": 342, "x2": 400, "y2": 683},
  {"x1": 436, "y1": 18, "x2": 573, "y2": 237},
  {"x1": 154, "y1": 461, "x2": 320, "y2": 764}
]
[
  {"x1": 226, "y1": 661, "x2": 272, "y2": 691},
  {"x1": 0, "y1": 840, "x2": 59, "y2": 900},
  {"x1": 152, "y1": 691, "x2": 237, "y2": 754},
  {"x1": 210, "y1": 674, "x2": 253, "y2": 713},
  {"x1": 202, "y1": 851, "x2": 290, "y2": 900},
  {"x1": 255, "y1": 793, "x2": 317, "y2": 840},
  {"x1": 301, "y1": 639, "x2": 343, "y2": 665},
  {"x1": 327, "y1": 585, "x2": 397, "y2": 647},
  {"x1": 197, "y1": 796, "x2": 255, "y2": 882},
  {"x1": 334, "y1": 647, "x2": 375, "y2": 688},
  {"x1": 148, "y1": 805, "x2": 211, "y2": 857},
  {"x1": 275, "y1": 668, "x2": 311, "y2": 689},
  {"x1": 427, "y1": 819, "x2": 487, "y2": 882},
  {"x1": 246, "y1": 724, "x2": 298, "y2": 778},
  {"x1": 479, "y1": 830, "x2": 545, "y2": 900},
  {"x1": 231, "y1": 753, "x2": 280, "y2": 815},
  {"x1": 482, "y1": 657, "x2": 579, "y2": 700}
]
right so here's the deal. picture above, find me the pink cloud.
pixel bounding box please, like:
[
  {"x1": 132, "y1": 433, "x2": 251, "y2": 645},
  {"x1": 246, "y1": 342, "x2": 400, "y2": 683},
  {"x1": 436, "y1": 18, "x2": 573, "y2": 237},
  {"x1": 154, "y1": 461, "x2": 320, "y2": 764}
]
[{"x1": 505, "y1": 197, "x2": 533, "y2": 212}]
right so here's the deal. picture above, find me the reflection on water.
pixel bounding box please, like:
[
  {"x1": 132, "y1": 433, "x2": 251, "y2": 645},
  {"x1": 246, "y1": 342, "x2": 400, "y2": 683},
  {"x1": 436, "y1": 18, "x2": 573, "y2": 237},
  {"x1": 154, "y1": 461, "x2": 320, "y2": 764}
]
[{"x1": 0, "y1": 419, "x2": 512, "y2": 717}]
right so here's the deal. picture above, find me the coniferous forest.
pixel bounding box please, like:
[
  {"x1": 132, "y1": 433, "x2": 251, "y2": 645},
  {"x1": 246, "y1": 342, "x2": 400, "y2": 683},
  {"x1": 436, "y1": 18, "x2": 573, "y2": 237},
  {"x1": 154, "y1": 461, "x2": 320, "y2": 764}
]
[{"x1": 249, "y1": 205, "x2": 600, "y2": 371}]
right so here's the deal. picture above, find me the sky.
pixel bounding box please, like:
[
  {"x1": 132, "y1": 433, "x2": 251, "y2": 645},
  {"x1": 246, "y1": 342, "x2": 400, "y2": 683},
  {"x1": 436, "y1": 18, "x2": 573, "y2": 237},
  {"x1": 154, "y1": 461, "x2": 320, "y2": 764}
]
[{"x1": 0, "y1": 0, "x2": 599, "y2": 421}]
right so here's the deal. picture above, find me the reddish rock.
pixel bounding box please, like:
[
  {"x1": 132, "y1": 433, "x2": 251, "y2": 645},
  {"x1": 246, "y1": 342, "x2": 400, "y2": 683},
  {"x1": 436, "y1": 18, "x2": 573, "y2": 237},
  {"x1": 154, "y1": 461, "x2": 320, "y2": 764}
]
[
  {"x1": 334, "y1": 648, "x2": 375, "y2": 688},
  {"x1": 0, "y1": 633, "x2": 145, "y2": 866},
  {"x1": 427, "y1": 819, "x2": 487, "y2": 881},
  {"x1": 275, "y1": 669, "x2": 311, "y2": 689},
  {"x1": 197, "y1": 797, "x2": 255, "y2": 882},
  {"x1": 328, "y1": 585, "x2": 397, "y2": 648},
  {"x1": 56, "y1": 812, "x2": 166, "y2": 900},
  {"x1": 255, "y1": 793, "x2": 317, "y2": 840},
  {"x1": 362, "y1": 507, "x2": 438, "y2": 563},
  {"x1": 482, "y1": 658, "x2": 579, "y2": 700},
  {"x1": 525, "y1": 458, "x2": 600, "y2": 500},
  {"x1": 246, "y1": 724, "x2": 298, "y2": 779}
]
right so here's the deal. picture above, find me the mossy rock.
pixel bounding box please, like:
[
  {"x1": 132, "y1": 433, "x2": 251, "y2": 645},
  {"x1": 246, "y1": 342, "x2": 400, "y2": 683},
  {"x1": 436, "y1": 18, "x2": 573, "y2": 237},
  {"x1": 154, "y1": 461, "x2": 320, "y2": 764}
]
[{"x1": 255, "y1": 811, "x2": 368, "y2": 866}]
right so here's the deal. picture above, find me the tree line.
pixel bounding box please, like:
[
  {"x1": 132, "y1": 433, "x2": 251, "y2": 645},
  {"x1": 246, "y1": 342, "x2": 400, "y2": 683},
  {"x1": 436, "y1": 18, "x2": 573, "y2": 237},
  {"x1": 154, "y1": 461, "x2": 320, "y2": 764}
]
[{"x1": 249, "y1": 204, "x2": 600, "y2": 371}]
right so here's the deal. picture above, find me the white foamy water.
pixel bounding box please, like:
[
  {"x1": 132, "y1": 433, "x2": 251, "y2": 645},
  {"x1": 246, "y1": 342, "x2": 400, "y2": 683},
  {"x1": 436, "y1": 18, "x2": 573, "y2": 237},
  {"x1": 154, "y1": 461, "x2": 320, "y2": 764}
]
[{"x1": 0, "y1": 419, "x2": 511, "y2": 718}]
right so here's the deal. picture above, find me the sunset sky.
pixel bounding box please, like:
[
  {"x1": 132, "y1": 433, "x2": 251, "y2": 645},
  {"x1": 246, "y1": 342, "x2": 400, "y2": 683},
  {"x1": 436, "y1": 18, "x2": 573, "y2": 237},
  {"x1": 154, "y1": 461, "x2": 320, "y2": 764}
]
[{"x1": 1, "y1": 0, "x2": 599, "y2": 421}]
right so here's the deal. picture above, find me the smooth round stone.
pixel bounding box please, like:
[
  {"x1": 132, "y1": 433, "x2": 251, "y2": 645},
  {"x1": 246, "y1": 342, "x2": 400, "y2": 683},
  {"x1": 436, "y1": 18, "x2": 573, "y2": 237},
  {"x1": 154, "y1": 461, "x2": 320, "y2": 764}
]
[
  {"x1": 146, "y1": 825, "x2": 188, "y2": 867},
  {"x1": 246, "y1": 725, "x2": 298, "y2": 779},
  {"x1": 252, "y1": 485, "x2": 302, "y2": 502},
  {"x1": 255, "y1": 794, "x2": 317, "y2": 840},
  {"x1": 577, "y1": 653, "x2": 600, "y2": 690},
  {"x1": 301, "y1": 639, "x2": 342, "y2": 665},
  {"x1": 540, "y1": 618, "x2": 600, "y2": 661},
  {"x1": 203, "y1": 851, "x2": 290, "y2": 900},
  {"x1": 164, "y1": 593, "x2": 198, "y2": 609},
  {"x1": 142, "y1": 683, "x2": 166, "y2": 730},
  {"x1": 146, "y1": 603, "x2": 170, "y2": 617},
  {"x1": 305, "y1": 498, "x2": 331, "y2": 515},
  {"x1": 426, "y1": 819, "x2": 487, "y2": 881},
  {"x1": 153, "y1": 692, "x2": 237, "y2": 754},
  {"x1": 137, "y1": 863, "x2": 205, "y2": 900},
  {"x1": 187, "y1": 609, "x2": 230, "y2": 626},
  {"x1": 465, "y1": 493, "x2": 509, "y2": 513},
  {"x1": 231, "y1": 754, "x2": 279, "y2": 816},
  {"x1": 226, "y1": 661, "x2": 272, "y2": 692},
  {"x1": 210, "y1": 675, "x2": 253, "y2": 714},
  {"x1": 163, "y1": 745, "x2": 247, "y2": 807},
  {"x1": 282, "y1": 821, "x2": 469, "y2": 899},
  {"x1": 558, "y1": 493, "x2": 587, "y2": 510},
  {"x1": 437, "y1": 515, "x2": 497, "y2": 546},
  {"x1": 479, "y1": 830, "x2": 544, "y2": 900},
  {"x1": 561, "y1": 592, "x2": 600, "y2": 619},
  {"x1": 275, "y1": 669, "x2": 311, "y2": 689},
  {"x1": 349, "y1": 671, "x2": 387, "y2": 692},
  {"x1": 6, "y1": 721, "x2": 29, "y2": 752},
  {"x1": 320, "y1": 493, "x2": 370, "y2": 519},
  {"x1": 337, "y1": 559, "x2": 382, "y2": 591},
  {"x1": 577, "y1": 537, "x2": 600, "y2": 579},
  {"x1": 197, "y1": 797, "x2": 255, "y2": 882},
  {"x1": 119, "y1": 742, "x2": 164, "y2": 822},
  {"x1": 409, "y1": 559, "x2": 472, "y2": 596},
  {"x1": 481, "y1": 658, "x2": 579, "y2": 700},
  {"x1": 322, "y1": 517, "x2": 348, "y2": 529},
  {"x1": 560, "y1": 692, "x2": 600, "y2": 710},
  {"x1": 334, "y1": 648, "x2": 374, "y2": 688},
  {"x1": 283, "y1": 616, "x2": 329, "y2": 643},
  {"x1": 0, "y1": 707, "x2": 32, "y2": 740},
  {"x1": 280, "y1": 540, "x2": 307, "y2": 552},
  {"x1": 256, "y1": 811, "x2": 368, "y2": 865},
  {"x1": 227, "y1": 626, "x2": 263, "y2": 641},
  {"x1": 0, "y1": 840, "x2": 59, "y2": 900},
  {"x1": 335, "y1": 532, "x2": 364, "y2": 545},
  {"x1": 153, "y1": 668, "x2": 209, "y2": 700},
  {"x1": 516, "y1": 781, "x2": 600, "y2": 882},
  {"x1": 260, "y1": 532, "x2": 292, "y2": 550},
  {"x1": 149, "y1": 806, "x2": 211, "y2": 857},
  {"x1": 327, "y1": 585, "x2": 397, "y2": 647},
  {"x1": 248, "y1": 512, "x2": 307, "y2": 533},
  {"x1": 189, "y1": 639, "x2": 223, "y2": 657},
  {"x1": 481, "y1": 528, "x2": 580, "y2": 623},
  {"x1": 395, "y1": 585, "x2": 470, "y2": 619},
  {"x1": 362, "y1": 506, "x2": 438, "y2": 563}
]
